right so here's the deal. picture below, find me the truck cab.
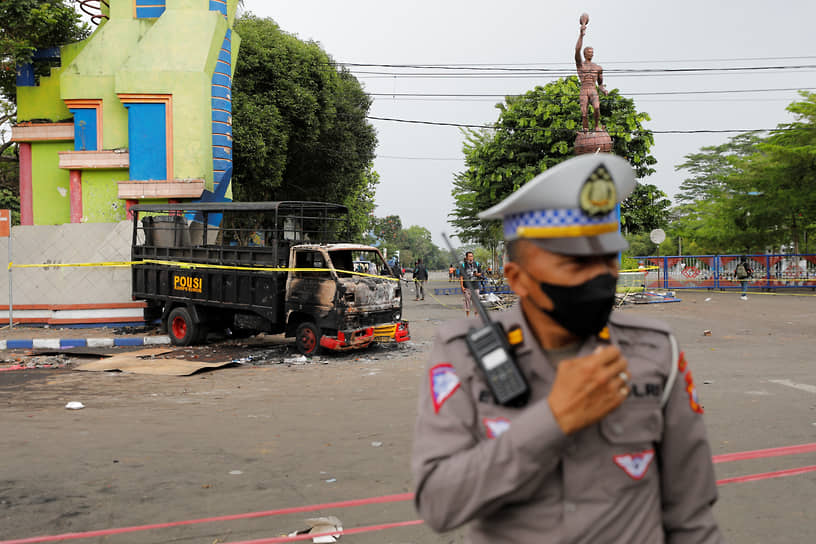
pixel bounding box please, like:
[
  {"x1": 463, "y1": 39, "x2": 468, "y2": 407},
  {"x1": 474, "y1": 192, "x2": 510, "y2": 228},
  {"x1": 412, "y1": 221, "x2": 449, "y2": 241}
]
[{"x1": 286, "y1": 244, "x2": 409, "y2": 354}]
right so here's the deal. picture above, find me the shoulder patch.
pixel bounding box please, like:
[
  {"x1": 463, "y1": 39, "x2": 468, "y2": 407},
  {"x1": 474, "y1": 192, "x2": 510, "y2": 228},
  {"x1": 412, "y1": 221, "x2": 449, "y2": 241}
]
[
  {"x1": 613, "y1": 448, "x2": 655, "y2": 480},
  {"x1": 430, "y1": 363, "x2": 460, "y2": 413},
  {"x1": 678, "y1": 352, "x2": 704, "y2": 414},
  {"x1": 483, "y1": 417, "x2": 511, "y2": 439}
]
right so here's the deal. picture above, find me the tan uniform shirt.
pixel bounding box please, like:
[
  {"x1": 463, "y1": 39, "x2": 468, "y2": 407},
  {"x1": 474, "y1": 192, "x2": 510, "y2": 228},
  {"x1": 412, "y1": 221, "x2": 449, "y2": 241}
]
[{"x1": 412, "y1": 304, "x2": 723, "y2": 543}]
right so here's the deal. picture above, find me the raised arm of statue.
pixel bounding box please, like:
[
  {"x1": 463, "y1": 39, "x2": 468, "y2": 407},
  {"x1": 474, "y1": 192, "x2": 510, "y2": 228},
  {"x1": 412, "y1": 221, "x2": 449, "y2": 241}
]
[{"x1": 575, "y1": 26, "x2": 585, "y2": 68}]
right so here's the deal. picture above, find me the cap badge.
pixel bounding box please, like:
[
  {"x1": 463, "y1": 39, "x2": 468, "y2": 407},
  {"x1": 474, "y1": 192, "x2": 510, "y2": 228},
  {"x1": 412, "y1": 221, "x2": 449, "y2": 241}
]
[{"x1": 579, "y1": 165, "x2": 617, "y2": 217}]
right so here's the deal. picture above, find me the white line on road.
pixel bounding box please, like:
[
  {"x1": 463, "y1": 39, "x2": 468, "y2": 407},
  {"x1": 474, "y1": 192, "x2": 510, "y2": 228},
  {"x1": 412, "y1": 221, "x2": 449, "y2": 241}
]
[{"x1": 769, "y1": 379, "x2": 816, "y2": 395}]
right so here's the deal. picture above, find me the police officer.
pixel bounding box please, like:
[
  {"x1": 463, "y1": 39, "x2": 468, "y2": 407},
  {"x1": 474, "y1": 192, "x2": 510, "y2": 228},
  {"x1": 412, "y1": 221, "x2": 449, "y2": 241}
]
[{"x1": 411, "y1": 154, "x2": 723, "y2": 543}]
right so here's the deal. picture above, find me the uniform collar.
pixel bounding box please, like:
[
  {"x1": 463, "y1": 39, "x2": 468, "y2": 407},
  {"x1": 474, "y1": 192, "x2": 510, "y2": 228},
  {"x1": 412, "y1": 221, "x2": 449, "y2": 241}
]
[{"x1": 502, "y1": 303, "x2": 616, "y2": 380}]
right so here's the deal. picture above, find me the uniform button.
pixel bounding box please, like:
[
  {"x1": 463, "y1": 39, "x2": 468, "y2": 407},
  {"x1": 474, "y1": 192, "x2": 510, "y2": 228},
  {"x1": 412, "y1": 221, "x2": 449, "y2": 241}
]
[
  {"x1": 611, "y1": 423, "x2": 623, "y2": 435},
  {"x1": 564, "y1": 502, "x2": 577, "y2": 513}
]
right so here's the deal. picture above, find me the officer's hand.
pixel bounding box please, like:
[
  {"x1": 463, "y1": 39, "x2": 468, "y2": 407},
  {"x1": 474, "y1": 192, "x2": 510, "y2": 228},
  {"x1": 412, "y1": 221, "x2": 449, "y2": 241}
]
[{"x1": 547, "y1": 345, "x2": 629, "y2": 435}]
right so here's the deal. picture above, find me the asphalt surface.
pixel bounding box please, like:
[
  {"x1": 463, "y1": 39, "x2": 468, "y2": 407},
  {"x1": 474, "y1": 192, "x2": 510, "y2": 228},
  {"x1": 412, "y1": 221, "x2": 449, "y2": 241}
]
[{"x1": 1, "y1": 283, "x2": 814, "y2": 543}]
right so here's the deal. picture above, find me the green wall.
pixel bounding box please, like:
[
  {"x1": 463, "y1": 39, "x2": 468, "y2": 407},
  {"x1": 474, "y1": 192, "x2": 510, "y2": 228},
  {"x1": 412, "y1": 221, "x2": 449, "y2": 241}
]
[
  {"x1": 31, "y1": 142, "x2": 72, "y2": 225},
  {"x1": 21, "y1": 0, "x2": 239, "y2": 224},
  {"x1": 82, "y1": 170, "x2": 131, "y2": 222}
]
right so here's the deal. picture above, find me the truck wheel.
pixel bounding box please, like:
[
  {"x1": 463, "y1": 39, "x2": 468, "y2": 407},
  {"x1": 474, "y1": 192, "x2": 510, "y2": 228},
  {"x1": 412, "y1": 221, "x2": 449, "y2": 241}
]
[
  {"x1": 295, "y1": 322, "x2": 321, "y2": 356},
  {"x1": 168, "y1": 307, "x2": 199, "y2": 346}
]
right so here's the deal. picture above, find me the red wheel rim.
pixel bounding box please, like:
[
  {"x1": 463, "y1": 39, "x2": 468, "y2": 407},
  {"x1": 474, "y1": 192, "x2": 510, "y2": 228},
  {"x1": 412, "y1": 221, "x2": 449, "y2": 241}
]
[
  {"x1": 300, "y1": 328, "x2": 316, "y2": 353},
  {"x1": 171, "y1": 316, "x2": 187, "y2": 340}
]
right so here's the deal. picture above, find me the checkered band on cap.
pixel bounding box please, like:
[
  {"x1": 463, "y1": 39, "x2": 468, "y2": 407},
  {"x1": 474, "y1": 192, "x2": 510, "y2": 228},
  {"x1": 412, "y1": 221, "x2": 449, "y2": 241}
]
[{"x1": 503, "y1": 207, "x2": 617, "y2": 238}]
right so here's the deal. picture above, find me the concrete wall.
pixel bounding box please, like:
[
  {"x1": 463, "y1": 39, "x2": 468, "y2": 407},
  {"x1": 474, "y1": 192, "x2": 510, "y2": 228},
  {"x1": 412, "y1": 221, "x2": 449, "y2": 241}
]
[{"x1": 0, "y1": 222, "x2": 133, "y2": 305}]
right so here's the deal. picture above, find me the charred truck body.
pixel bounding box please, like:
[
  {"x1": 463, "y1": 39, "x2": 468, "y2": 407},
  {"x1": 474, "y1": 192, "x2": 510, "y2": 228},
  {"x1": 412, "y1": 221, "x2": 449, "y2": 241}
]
[{"x1": 131, "y1": 202, "x2": 409, "y2": 354}]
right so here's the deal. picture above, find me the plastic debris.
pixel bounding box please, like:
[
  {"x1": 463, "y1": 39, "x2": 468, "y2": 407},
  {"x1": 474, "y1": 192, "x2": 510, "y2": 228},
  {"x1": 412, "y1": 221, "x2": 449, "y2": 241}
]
[
  {"x1": 371, "y1": 441, "x2": 383, "y2": 448},
  {"x1": 288, "y1": 516, "x2": 343, "y2": 543},
  {"x1": 703, "y1": 330, "x2": 712, "y2": 336},
  {"x1": 229, "y1": 470, "x2": 243, "y2": 475},
  {"x1": 65, "y1": 401, "x2": 85, "y2": 410}
]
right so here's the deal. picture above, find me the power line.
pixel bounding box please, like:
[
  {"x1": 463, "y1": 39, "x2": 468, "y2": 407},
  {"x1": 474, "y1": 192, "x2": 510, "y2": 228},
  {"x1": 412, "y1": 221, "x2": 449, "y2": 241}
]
[
  {"x1": 351, "y1": 64, "x2": 816, "y2": 74},
  {"x1": 378, "y1": 155, "x2": 463, "y2": 161},
  {"x1": 366, "y1": 116, "x2": 803, "y2": 135},
  {"x1": 367, "y1": 87, "x2": 815, "y2": 98},
  {"x1": 335, "y1": 55, "x2": 816, "y2": 68},
  {"x1": 348, "y1": 64, "x2": 816, "y2": 78}
]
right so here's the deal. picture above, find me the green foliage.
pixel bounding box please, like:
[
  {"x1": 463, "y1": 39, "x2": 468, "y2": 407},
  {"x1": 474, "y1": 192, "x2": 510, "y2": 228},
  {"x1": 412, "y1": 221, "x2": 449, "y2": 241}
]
[
  {"x1": 371, "y1": 215, "x2": 402, "y2": 248},
  {"x1": 620, "y1": 182, "x2": 671, "y2": 235},
  {"x1": 0, "y1": 0, "x2": 89, "y2": 103},
  {"x1": 232, "y1": 15, "x2": 378, "y2": 240},
  {"x1": 672, "y1": 92, "x2": 816, "y2": 254},
  {"x1": 367, "y1": 215, "x2": 448, "y2": 269},
  {"x1": 451, "y1": 77, "x2": 656, "y2": 246},
  {"x1": 623, "y1": 232, "x2": 656, "y2": 258}
]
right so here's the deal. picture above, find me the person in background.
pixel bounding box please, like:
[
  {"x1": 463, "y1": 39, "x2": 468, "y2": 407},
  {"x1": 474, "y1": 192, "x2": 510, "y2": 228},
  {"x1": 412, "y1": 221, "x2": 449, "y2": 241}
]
[
  {"x1": 449, "y1": 264, "x2": 455, "y2": 282},
  {"x1": 413, "y1": 258, "x2": 429, "y2": 301},
  {"x1": 735, "y1": 256, "x2": 753, "y2": 300},
  {"x1": 459, "y1": 251, "x2": 482, "y2": 317}
]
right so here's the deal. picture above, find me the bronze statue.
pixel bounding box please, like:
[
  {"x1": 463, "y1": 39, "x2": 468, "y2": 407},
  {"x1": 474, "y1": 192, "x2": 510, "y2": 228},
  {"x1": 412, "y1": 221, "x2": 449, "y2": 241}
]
[{"x1": 575, "y1": 13, "x2": 608, "y2": 132}]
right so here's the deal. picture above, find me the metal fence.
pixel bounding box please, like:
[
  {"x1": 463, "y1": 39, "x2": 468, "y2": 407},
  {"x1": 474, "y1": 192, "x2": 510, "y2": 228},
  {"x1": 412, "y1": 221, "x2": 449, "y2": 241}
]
[{"x1": 633, "y1": 254, "x2": 816, "y2": 290}]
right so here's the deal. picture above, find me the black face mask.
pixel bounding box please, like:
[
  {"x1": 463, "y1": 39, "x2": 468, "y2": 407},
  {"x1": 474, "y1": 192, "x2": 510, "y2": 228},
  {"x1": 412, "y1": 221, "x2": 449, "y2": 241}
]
[{"x1": 530, "y1": 273, "x2": 617, "y2": 338}]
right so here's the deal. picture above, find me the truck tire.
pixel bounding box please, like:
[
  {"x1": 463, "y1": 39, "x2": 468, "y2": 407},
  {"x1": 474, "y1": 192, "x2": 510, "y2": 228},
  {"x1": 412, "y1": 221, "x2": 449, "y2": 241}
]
[
  {"x1": 295, "y1": 322, "x2": 321, "y2": 356},
  {"x1": 168, "y1": 307, "x2": 199, "y2": 346}
]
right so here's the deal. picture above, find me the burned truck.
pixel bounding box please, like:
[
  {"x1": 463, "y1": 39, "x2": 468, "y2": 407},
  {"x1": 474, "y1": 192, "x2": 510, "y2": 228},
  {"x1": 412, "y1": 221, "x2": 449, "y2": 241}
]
[{"x1": 130, "y1": 202, "x2": 409, "y2": 354}]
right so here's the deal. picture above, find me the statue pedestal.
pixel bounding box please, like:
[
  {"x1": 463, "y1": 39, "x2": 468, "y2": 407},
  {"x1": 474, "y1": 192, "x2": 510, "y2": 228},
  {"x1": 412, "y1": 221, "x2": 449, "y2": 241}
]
[{"x1": 574, "y1": 129, "x2": 613, "y2": 155}]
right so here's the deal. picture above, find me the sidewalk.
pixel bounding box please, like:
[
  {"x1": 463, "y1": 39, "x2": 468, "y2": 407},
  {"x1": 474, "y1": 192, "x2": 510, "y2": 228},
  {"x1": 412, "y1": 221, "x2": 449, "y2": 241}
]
[{"x1": 0, "y1": 324, "x2": 170, "y2": 350}]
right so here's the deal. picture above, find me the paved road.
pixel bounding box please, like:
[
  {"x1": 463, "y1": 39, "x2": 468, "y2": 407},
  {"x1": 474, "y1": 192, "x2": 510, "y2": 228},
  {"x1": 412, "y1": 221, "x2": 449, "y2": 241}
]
[{"x1": 1, "y1": 284, "x2": 814, "y2": 543}]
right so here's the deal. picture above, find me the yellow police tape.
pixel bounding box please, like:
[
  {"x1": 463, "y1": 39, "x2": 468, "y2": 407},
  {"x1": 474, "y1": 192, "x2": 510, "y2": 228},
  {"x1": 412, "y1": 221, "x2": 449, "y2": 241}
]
[
  {"x1": 7, "y1": 259, "x2": 400, "y2": 282},
  {"x1": 619, "y1": 266, "x2": 659, "y2": 272}
]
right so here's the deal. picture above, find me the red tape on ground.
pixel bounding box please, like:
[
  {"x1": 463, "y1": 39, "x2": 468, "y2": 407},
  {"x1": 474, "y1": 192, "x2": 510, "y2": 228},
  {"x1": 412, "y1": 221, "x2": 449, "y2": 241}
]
[
  {"x1": 712, "y1": 442, "x2": 816, "y2": 463},
  {"x1": 223, "y1": 519, "x2": 424, "y2": 544},
  {"x1": 0, "y1": 493, "x2": 413, "y2": 544},
  {"x1": 3, "y1": 444, "x2": 816, "y2": 544},
  {"x1": 716, "y1": 465, "x2": 816, "y2": 486}
]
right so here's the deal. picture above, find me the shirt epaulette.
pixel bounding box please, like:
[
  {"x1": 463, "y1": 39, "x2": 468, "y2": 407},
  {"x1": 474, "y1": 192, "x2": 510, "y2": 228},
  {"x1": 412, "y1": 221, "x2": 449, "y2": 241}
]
[
  {"x1": 608, "y1": 311, "x2": 672, "y2": 336},
  {"x1": 436, "y1": 318, "x2": 476, "y2": 344}
]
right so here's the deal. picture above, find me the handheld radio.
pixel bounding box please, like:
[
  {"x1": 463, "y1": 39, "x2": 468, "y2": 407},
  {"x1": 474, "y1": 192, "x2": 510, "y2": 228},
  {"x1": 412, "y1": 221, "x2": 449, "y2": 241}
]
[{"x1": 443, "y1": 235, "x2": 530, "y2": 407}]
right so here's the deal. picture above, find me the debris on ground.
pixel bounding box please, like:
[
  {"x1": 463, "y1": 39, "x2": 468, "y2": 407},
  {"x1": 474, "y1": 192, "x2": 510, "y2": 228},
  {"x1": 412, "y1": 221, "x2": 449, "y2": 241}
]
[
  {"x1": 618, "y1": 291, "x2": 682, "y2": 305},
  {"x1": 289, "y1": 516, "x2": 343, "y2": 543},
  {"x1": 65, "y1": 401, "x2": 85, "y2": 410}
]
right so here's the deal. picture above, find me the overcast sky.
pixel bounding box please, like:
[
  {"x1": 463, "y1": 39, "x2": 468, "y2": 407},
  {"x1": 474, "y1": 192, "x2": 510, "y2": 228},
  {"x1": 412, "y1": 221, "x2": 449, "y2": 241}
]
[{"x1": 241, "y1": 1, "x2": 815, "y2": 245}]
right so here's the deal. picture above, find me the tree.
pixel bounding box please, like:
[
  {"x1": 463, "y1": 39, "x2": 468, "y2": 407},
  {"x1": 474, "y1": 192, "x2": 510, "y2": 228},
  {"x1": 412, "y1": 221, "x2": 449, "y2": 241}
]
[
  {"x1": 232, "y1": 15, "x2": 378, "y2": 240},
  {"x1": 451, "y1": 76, "x2": 656, "y2": 247},
  {"x1": 670, "y1": 132, "x2": 765, "y2": 253},
  {"x1": 674, "y1": 132, "x2": 763, "y2": 206},
  {"x1": 0, "y1": 0, "x2": 89, "y2": 220},
  {"x1": 371, "y1": 215, "x2": 402, "y2": 247},
  {"x1": 733, "y1": 92, "x2": 816, "y2": 253},
  {"x1": 672, "y1": 93, "x2": 816, "y2": 254},
  {"x1": 620, "y1": 183, "x2": 671, "y2": 235},
  {"x1": 0, "y1": 0, "x2": 89, "y2": 103}
]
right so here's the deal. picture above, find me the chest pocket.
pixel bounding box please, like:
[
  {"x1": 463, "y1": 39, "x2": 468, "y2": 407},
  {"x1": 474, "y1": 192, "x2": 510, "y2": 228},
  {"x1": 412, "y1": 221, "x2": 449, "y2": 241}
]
[{"x1": 599, "y1": 404, "x2": 663, "y2": 493}]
